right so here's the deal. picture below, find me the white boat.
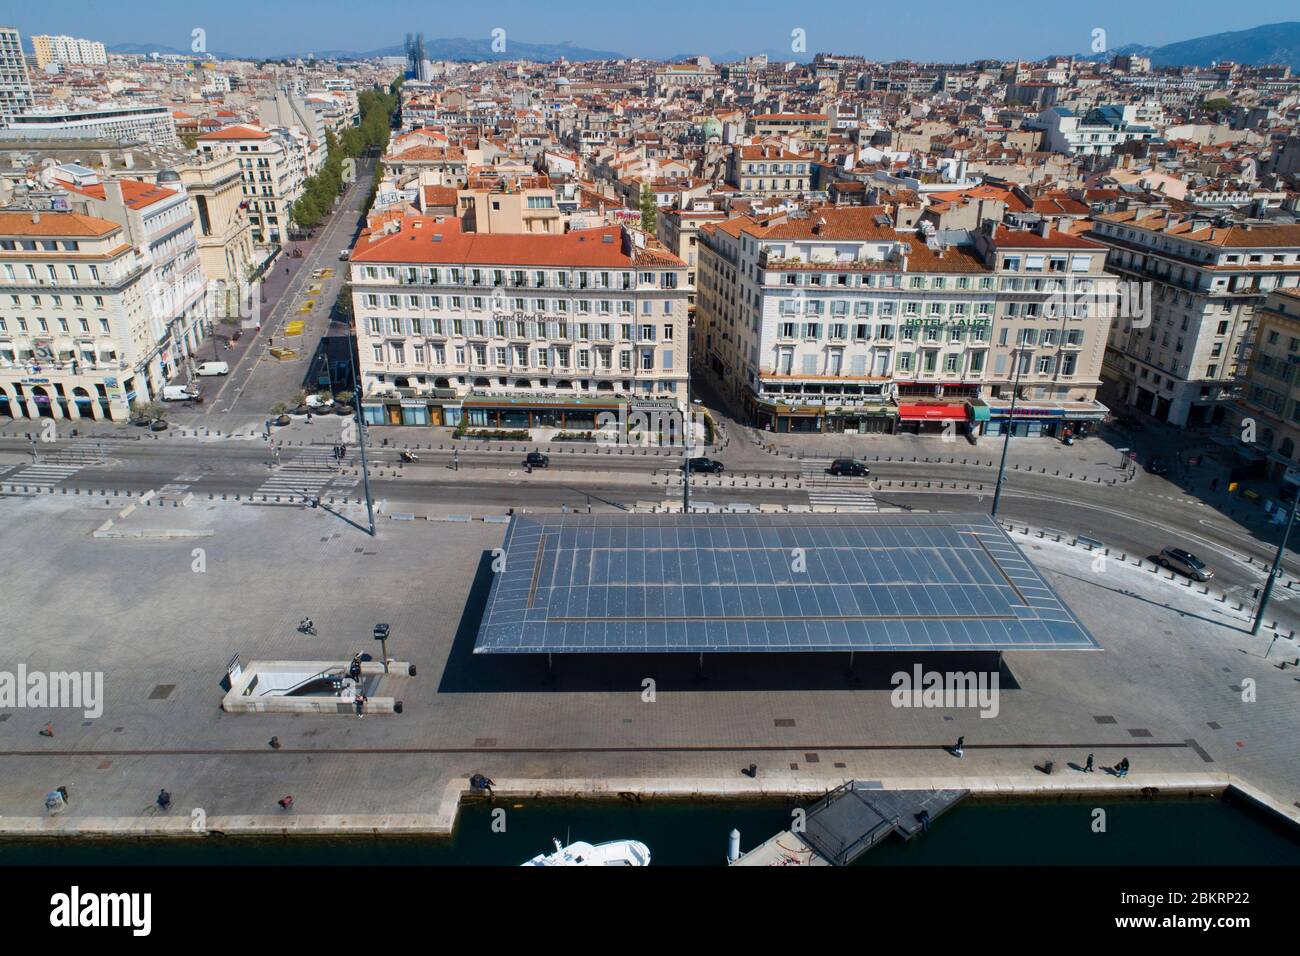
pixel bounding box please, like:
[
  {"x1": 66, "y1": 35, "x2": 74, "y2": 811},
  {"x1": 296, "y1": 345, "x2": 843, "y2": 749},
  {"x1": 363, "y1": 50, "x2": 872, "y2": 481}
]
[{"x1": 522, "y1": 837, "x2": 651, "y2": 866}]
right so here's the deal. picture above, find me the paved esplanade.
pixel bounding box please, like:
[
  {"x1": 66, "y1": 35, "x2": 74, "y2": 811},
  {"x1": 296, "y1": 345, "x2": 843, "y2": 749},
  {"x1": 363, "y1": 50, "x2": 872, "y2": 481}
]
[{"x1": 0, "y1": 492, "x2": 1297, "y2": 836}]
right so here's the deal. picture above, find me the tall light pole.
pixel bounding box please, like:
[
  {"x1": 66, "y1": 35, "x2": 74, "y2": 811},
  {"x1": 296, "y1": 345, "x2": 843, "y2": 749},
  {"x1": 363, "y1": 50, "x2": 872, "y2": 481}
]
[
  {"x1": 1252, "y1": 484, "x2": 1300, "y2": 636},
  {"x1": 682, "y1": 341, "x2": 692, "y2": 514},
  {"x1": 342, "y1": 295, "x2": 376, "y2": 536},
  {"x1": 991, "y1": 348, "x2": 1024, "y2": 519}
]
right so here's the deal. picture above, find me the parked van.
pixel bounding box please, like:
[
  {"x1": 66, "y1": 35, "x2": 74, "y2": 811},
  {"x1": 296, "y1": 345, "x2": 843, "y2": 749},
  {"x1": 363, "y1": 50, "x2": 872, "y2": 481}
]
[
  {"x1": 196, "y1": 361, "x2": 229, "y2": 376},
  {"x1": 162, "y1": 385, "x2": 200, "y2": 402}
]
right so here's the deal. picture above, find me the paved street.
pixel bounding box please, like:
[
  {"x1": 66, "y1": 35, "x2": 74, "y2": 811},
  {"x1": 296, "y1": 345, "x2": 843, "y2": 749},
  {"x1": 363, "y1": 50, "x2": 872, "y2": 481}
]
[{"x1": 0, "y1": 492, "x2": 1296, "y2": 835}]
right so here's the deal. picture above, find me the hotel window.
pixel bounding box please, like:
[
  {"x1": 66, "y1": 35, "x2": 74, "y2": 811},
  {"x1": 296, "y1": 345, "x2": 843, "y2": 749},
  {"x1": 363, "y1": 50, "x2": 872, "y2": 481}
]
[
  {"x1": 454, "y1": 347, "x2": 465, "y2": 365},
  {"x1": 414, "y1": 345, "x2": 425, "y2": 365},
  {"x1": 473, "y1": 345, "x2": 487, "y2": 365},
  {"x1": 620, "y1": 351, "x2": 632, "y2": 371},
  {"x1": 578, "y1": 349, "x2": 590, "y2": 370},
  {"x1": 556, "y1": 347, "x2": 570, "y2": 367},
  {"x1": 944, "y1": 354, "x2": 960, "y2": 373},
  {"x1": 897, "y1": 352, "x2": 913, "y2": 371},
  {"x1": 1037, "y1": 356, "x2": 1053, "y2": 373},
  {"x1": 970, "y1": 351, "x2": 985, "y2": 373},
  {"x1": 372, "y1": 345, "x2": 383, "y2": 363},
  {"x1": 854, "y1": 323, "x2": 871, "y2": 341},
  {"x1": 641, "y1": 349, "x2": 654, "y2": 371},
  {"x1": 411, "y1": 318, "x2": 423, "y2": 335},
  {"x1": 495, "y1": 348, "x2": 507, "y2": 366},
  {"x1": 99, "y1": 318, "x2": 110, "y2": 333}
]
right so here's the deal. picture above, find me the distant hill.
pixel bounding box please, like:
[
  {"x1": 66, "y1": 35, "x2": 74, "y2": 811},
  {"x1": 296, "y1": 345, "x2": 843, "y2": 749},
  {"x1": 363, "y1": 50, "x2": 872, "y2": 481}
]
[{"x1": 1076, "y1": 21, "x2": 1300, "y2": 68}]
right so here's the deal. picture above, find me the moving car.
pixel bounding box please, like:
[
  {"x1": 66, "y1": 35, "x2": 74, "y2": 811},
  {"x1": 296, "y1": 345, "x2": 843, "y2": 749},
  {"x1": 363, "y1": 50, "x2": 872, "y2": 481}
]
[
  {"x1": 196, "y1": 361, "x2": 229, "y2": 376},
  {"x1": 683, "y1": 457, "x2": 724, "y2": 474},
  {"x1": 1158, "y1": 547, "x2": 1213, "y2": 582},
  {"x1": 1146, "y1": 457, "x2": 1169, "y2": 476},
  {"x1": 524, "y1": 452, "x2": 550, "y2": 468},
  {"x1": 827, "y1": 458, "x2": 869, "y2": 477},
  {"x1": 161, "y1": 385, "x2": 200, "y2": 401},
  {"x1": 338, "y1": 249, "x2": 350, "y2": 261}
]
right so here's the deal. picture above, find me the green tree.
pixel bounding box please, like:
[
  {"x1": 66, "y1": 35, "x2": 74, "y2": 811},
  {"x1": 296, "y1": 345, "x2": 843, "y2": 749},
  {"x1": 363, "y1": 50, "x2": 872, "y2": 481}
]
[
  {"x1": 1203, "y1": 97, "x2": 1232, "y2": 112},
  {"x1": 639, "y1": 184, "x2": 657, "y2": 236}
]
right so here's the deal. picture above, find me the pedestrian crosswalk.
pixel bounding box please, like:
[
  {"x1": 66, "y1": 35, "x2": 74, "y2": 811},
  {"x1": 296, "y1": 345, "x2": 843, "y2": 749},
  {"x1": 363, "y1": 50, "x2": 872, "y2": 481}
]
[
  {"x1": 254, "y1": 447, "x2": 339, "y2": 501},
  {"x1": 3, "y1": 441, "x2": 104, "y2": 488},
  {"x1": 800, "y1": 460, "x2": 879, "y2": 512}
]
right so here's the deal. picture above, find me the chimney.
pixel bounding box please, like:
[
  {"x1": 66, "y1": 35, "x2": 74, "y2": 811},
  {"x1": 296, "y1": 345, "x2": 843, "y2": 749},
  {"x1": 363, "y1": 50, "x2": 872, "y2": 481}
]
[
  {"x1": 1037, "y1": 218, "x2": 1051, "y2": 237},
  {"x1": 31, "y1": 210, "x2": 40, "y2": 224}
]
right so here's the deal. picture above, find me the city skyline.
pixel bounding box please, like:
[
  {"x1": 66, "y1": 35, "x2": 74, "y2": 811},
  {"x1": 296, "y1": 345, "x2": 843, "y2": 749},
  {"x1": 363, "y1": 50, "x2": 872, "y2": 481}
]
[{"x1": 6, "y1": 1, "x2": 1294, "y2": 61}]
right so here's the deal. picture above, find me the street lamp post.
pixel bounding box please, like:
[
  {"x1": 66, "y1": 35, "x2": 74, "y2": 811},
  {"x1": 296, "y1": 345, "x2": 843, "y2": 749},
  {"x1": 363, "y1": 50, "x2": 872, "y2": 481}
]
[
  {"x1": 1251, "y1": 485, "x2": 1300, "y2": 638},
  {"x1": 342, "y1": 324, "x2": 376, "y2": 536},
  {"x1": 991, "y1": 349, "x2": 1024, "y2": 519}
]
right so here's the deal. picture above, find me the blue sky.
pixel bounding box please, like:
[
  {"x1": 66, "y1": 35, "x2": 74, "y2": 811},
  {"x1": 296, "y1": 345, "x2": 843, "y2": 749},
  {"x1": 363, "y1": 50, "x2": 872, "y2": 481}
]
[{"x1": 7, "y1": 1, "x2": 1291, "y2": 60}]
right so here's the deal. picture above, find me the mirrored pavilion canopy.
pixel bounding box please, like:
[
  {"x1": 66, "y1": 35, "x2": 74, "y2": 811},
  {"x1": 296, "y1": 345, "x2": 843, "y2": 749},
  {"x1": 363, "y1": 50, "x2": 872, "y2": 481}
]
[{"x1": 473, "y1": 512, "x2": 1100, "y2": 654}]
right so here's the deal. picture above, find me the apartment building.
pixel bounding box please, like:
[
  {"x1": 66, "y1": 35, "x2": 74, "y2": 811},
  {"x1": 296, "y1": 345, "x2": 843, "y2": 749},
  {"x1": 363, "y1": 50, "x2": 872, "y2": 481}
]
[
  {"x1": 1028, "y1": 105, "x2": 1157, "y2": 157},
  {"x1": 1090, "y1": 211, "x2": 1300, "y2": 426},
  {"x1": 4, "y1": 104, "x2": 180, "y2": 148},
  {"x1": 0, "y1": 210, "x2": 152, "y2": 422},
  {"x1": 456, "y1": 174, "x2": 562, "y2": 234},
  {"x1": 196, "y1": 125, "x2": 305, "y2": 246},
  {"x1": 695, "y1": 207, "x2": 1114, "y2": 436},
  {"x1": 0, "y1": 27, "x2": 33, "y2": 124},
  {"x1": 1228, "y1": 289, "x2": 1300, "y2": 480},
  {"x1": 749, "y1": 113, "x2": 829, "y2": 145},
  {"x1": 349, "y1": 215, "x2": 688, "y2": 428},
  {"x1": 728, "y1": 145, "x2": 812, "y2": 198},
  {"x1": 657, "y1": 207, "x2": 727, "y2": 316},
  {"x1": 53, "y1": 172, "x2": 209, "y2": 389},
  {"x1": 177, "y1": 146, "x2": 257, "y2": 290},
  {"x1": 31, "y1": 34, "x2": 107, "y2": 68}
]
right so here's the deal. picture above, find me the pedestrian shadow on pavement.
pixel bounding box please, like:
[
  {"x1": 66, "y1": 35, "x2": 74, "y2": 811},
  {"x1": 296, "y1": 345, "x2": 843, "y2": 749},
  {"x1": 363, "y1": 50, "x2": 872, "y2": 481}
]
[{"x1": 436, "y1": 551, "x2": 1022, "y2": 693}]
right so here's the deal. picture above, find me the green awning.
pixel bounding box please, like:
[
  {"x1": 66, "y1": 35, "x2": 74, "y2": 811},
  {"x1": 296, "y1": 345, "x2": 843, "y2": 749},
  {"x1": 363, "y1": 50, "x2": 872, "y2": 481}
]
[{"x1": 969, "y1": 403, "x2": 991, "y2": 422}]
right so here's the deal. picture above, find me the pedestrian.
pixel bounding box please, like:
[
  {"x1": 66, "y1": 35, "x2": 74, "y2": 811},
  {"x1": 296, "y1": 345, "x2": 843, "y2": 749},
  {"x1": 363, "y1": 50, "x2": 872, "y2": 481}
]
[
  {"x1": 278, "y1": 795, "x2": 294, "y2": 811},
  {"x1": 952, "y1": 736, "x2": 965, "y2": 758},
  {"x1": 156, "y1": 789, "x2": 172, "y2": 811},
  {"x1": 354, "y1": 692, "x2": 366, "y2": 718},
  {"x1": 1210, "y1": 477, "x2": 1219, "y2": 492},
  {"x1": 1116, "y1": 757, "x2": 1130, "y2": 778},
  {"x1": 349, "y1": 654, "x2": 362, "y2": 682},
  {"x1": 1084, "y1": 753, "x2": 1094, "y2": 773},
  {"x1": 40, "y1": 722, "x2": 53, "y2": 738}
]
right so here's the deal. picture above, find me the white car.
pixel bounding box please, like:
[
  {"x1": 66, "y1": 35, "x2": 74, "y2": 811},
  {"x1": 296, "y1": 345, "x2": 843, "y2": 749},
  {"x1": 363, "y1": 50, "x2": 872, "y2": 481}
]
[
  {"x1": 196, "y1": 361, "x2": 229, "y2": 376},
  {"x1": 304, "y1": 393, "x2": 334, "y2": 408}
]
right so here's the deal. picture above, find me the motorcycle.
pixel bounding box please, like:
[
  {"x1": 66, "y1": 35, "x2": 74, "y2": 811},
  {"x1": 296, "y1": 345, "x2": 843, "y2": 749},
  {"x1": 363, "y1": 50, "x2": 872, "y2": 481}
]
[
  {"x1": 399, "y1": 450, "x2": 418, "y2": 463},
  {"x1": 297, "y1": 619, "x2": 316, "y2": 636}
]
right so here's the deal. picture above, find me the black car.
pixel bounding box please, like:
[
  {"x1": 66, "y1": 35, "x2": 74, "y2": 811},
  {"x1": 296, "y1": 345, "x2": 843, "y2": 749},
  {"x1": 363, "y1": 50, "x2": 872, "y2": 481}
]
[
  {"x1": 524, "y1": 452, "x2": 550, "y2": 468},
  {"x1": 827, "y1": 458, "x2": 869, "y2": 477},
  {"x1": 684, "y1": 457, "x2": 724, "y2": 474},
  {"x1": 1146, "y1": 457, "x2": 1169, "y2": 476}
]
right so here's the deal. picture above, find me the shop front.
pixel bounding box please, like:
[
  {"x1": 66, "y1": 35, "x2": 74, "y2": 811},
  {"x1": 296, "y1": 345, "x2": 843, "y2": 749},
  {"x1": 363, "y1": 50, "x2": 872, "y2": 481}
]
[
  {"x1": 895, "y1": 402, "x2": 970, "y2": 435},
  {"x1": 981, "y1": 400, "x2": 1109, "y2": 438}
]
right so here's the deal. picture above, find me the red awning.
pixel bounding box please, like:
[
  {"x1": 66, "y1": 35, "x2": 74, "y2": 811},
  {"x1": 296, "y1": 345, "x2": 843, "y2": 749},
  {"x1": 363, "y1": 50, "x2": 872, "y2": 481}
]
[{"x1": 897, "y1": 403, "x2": 969, "y2": 421}]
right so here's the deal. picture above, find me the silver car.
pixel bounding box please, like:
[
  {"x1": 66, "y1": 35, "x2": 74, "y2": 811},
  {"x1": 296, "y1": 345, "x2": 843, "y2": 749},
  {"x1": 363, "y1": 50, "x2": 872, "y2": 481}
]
[{"x1": 1159, "y1": 547, "x2": 1213, "y2": 582}]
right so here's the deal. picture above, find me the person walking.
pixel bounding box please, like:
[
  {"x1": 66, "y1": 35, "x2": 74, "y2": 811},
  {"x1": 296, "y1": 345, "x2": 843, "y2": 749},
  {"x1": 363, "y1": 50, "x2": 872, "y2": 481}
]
[
  {"x1": 952, "y1": 736, "x2": 965, "y2": 758},
  {"x1": 1084, "y1": 753, "x2": 1094, "y2": 773},
  {"x1": 1116, "y1": 757, "x2": 1130, "y2": 778},
  {"x1": 348, "y1": 654, "x2": 362, "y2": 683},
  {"x1": 278, "y1": 795, "x2": 294, "y2": 811},
  {"x1": 156, "y1": 789, "x2": 172, "y2": 811}
]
